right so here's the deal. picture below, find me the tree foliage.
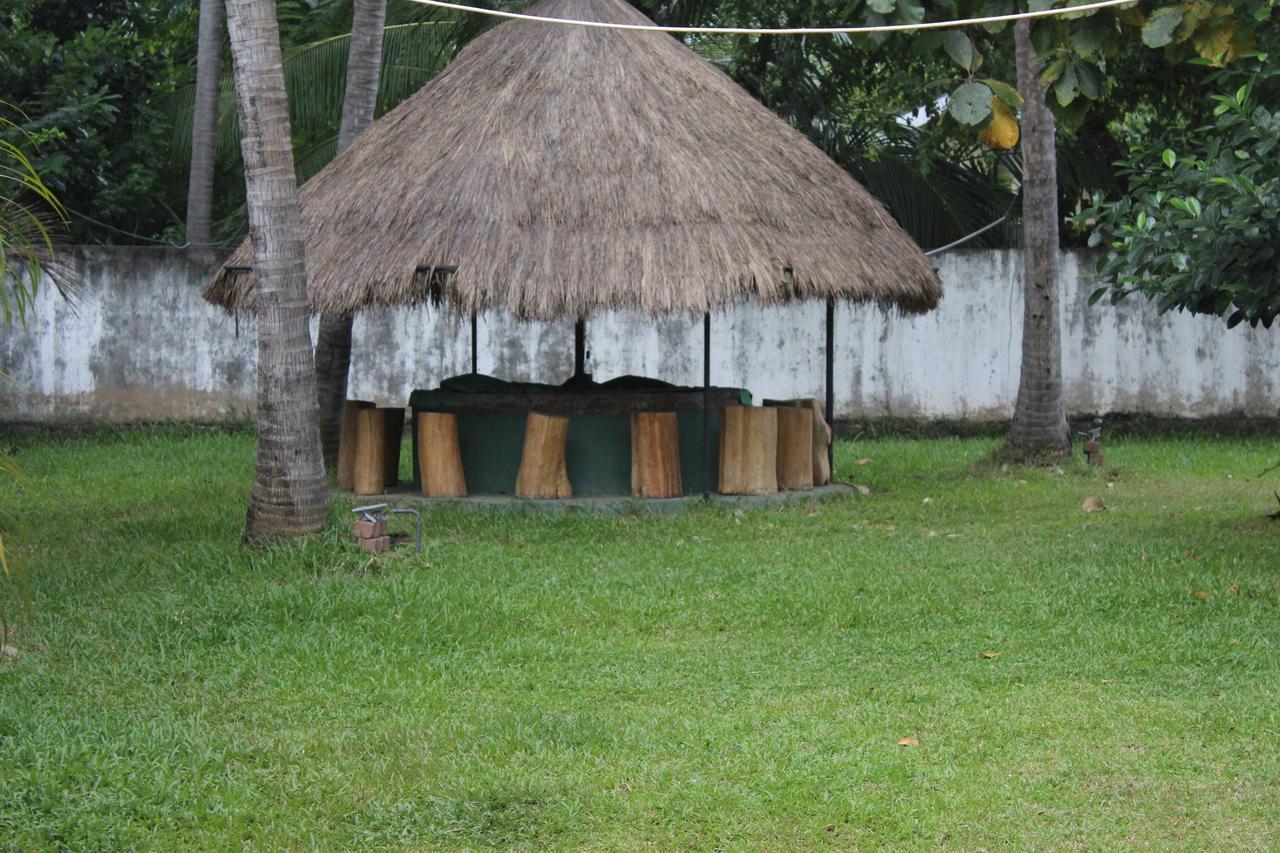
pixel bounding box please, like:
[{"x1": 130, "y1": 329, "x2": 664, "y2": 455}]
[
  {"x1": 1082, "y1": 8, "x2": 1278, "y2": 328},
  {"x1": 0, "y1": 0, "x2": 197, "y2": 243}
]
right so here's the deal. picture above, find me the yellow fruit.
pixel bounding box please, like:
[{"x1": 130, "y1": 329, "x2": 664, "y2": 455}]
[{"x1": 979, "y1": 98, "x2": 1019, "y2": 151}]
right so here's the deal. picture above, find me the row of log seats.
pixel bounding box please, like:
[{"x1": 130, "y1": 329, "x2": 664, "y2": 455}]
[
  {"x1": 718, "y1": 401, "x2": 832, "y2": 495},
  {"x1": 350, "y1": 400, "x2": 831, "y2": 500},
  {"x1": 413, "y1": 410, "x2": 679, "y2": 501},
  {"x1": 338, "y1": 400, "x2": 405, "y2": 496},
  {"x1": 512, "y1": 411, "x2": 686, "y2": 500}
]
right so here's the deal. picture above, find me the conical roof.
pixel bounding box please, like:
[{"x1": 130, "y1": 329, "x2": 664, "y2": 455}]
[{"x1": 205, "y1": 0, "x2": 941, "y2": 319}]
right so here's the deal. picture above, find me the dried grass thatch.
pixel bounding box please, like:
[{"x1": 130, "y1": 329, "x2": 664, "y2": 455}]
[{"x1": 205, "y1": 0, "x2": 942, "y2": 319}]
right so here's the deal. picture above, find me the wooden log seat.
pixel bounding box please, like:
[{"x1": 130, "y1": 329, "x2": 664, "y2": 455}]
[
  {"x1": 337, "y1": 399, "x2": 374, "y2": 490},
  {"x1": 630, "y1": 411, "x2": 682, "y2": 498},
  {"x1": 515, "y1": 412, "x2": 573, "y2": 499},
  {"x1": 764, "y1": 398, "x2": 832, "y2": 486},
  {"x1": 353, "y1": 407, "x2": 387, "y2": 496},
  {"x1": 718, "y1": 405, "x2": 778, "y2": 495},
  {"x1": 417, "y1": 411, "x2": 467, "y2": 497},
  {"x1": 774, "y1": 405, "x2": 815, "y2": 490}
]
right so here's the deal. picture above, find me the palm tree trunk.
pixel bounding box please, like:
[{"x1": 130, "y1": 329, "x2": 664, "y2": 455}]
[
  {"x1": 186, "y1": 0, "x2": 224, "y2": 249},
  {"x1": 314, "y1": 0, "x2": 387, "y2": 465},
  {"x1": 1006, "y1": 20, "x2": 1071, "y2": 457},
  {"x1": 225, "y1": 0, "x2": 330, "y2": 539}
]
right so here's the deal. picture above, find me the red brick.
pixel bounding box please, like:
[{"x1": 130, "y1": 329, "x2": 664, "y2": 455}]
[
  {"x1": 359, "y1": 535, "x2": 391, "y2": 553},
  {"x1": 354, "y1": 519, "x2": 387, "y2": 539}
]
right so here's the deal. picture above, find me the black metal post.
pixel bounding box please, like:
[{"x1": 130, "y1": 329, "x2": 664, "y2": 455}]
[
  {"x1": 574, "y1": 317, "x2": 586, "y2": 377},
  {"x1": 702, "y1": 311, "x2": 711, "y2": 501},
  {"x1": 470, "y1": 312, "x2": 478, "y2": 374},
  {"x1": 825, "y1": 297, "x2": 835, "y2": 474}
]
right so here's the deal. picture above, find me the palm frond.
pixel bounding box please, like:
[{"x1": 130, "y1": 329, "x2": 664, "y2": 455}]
[
  {"x1": 0, "y1": 109, "x2": 69, "y2": 326},
  {"x1": 155, "y1": 22, "x2": 458, "y2": 173},
  {"x1": 295, "y1": 135, "x2": 339, "y2": 185}
]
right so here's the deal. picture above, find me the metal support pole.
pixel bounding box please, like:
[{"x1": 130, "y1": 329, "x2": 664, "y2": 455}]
[
  {"x1": 574, "y1": 317, "x2": 586, "y2": 377},
  {"x1": 470, "y1": 313, "x2": 478, "y2": 374},
  {"x1": 825, "y1": 297, "x2": 835, "y2": 474},
  {"x1": 702, "y1": 311, "x2": 711, "y2": 501}
]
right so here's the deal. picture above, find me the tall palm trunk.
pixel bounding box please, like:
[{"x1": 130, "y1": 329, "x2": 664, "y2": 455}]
[
  {"x1": 314, "y1": 0, "x2": 387, "y2": 465},
  {"x1": 225, "y1": 0, "x2": 330, "y2": 539},
  {"x1": 186, "y1": 0, "x2": 224, "y2": 249},
  {"x1": 1007, "y1": 20, "x2": 1071, "y2": 457}
]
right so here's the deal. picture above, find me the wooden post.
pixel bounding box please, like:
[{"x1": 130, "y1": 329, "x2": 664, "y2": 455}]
[
  {"x1": 825, "y1": 297, "x2": 835, "y2": 476},
  {"x1": 631, "y1": 412, "x2": 682, "y2": 498},
  {"x1": 515, "y1": 412, "x2": 572, "y2": 498},
  {"x1": 775, "y1": 406, "x2": 814, "y2": 490},
  {"x1": 417, "y1": 412, "x2": 467, "y2": 497},
  {"x1": 574, "y1": 317, "x2": 586, "y2": 377},
  {"x1": 470, "y1": 313, "x2": 478, "y2": 374},
  {"x1": 718, "y1": 405, "x2": 778, "y2": 495},
  {"x1": 337, "y1": 399, "x2": 373, "y2": 490},
  {"x1": 353, "y1": 407, "x2": 387, "y2": 496},
  {"x1": 382, "y1": 407, "x2": 405, "y2": 487},
  {"x1": 702, "y1": 312, "x2": 711, "y2": 500}
]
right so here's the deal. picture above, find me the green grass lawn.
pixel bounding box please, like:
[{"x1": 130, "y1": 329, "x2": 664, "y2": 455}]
[{"x1": 1, "y1": 427, "x2": 1278, "y2": 849}]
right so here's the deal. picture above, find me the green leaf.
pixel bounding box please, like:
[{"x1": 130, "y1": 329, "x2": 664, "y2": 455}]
[
  {"x1": 1054, "y1": 64, "x2": 1079, "y2": 106},
  {"x1": 943, "y1": 31, "x2": 975, "y2": 71},
  {"x1": 949, "y1": 82, "x2": 994, "y2": 125},
  {"x1": 895, "y1": 0, "x2": 926, "y2": 24},
  {"x1": 1162, "y1": 149, "x2": 1176, "y2": 168},
  {"x1": 983, "y1": 78, "x2": 1023, "y2": 107},
  {"x1": 981, "y1": 0, "x2": 1014, "y2": 33},
  {"x1": 1039, "y1": 55, "x2": 1067, "y2": 86},
  {"x1": 1075, "y1": 61, "x2": 1102, "y2": 100},
  {"x1": 1088, "y1": 286, "x2": 1108, "y2": 305},
  {"x1": 1068, "y1": 14, "x2": 1111, "y2": 55},
  {"x1": 1142, "y1": 6, "x2": 1185, "y2": 48},
  {"x1": 867, "y1": 0, "x2": 896, "y2": 14},
  {"x1": 1031, "y1": 20, "x2": 1054, "y2": 54}
]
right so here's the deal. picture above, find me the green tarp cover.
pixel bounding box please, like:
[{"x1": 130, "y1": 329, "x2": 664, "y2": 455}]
[{"x1": 409, "y1": 374, "x2": 751, "y2": 496}]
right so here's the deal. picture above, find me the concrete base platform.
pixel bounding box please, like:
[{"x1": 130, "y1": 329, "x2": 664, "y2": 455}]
[{"x1": 364, "y1": 483, "x2": 854, "y2": 515}]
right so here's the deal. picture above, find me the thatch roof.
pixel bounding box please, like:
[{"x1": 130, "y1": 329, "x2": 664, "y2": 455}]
[{"x1": 205, "y1": 0, "x2": 941, "y2": 320}]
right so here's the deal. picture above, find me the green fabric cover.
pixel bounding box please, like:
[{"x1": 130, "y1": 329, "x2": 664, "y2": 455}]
[{"x1": 408, "y1": 374, "x2": 749, "y2": 497}]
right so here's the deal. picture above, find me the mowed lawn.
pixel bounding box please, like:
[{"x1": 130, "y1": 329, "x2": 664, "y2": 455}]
[{"x1": 1, "y1": 427, "x2": 1278, "y2": 849}]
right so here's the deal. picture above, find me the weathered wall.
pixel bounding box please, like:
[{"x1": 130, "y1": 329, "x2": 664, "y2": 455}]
[{"x1": 2, "y1": 246, "x2": 1277, "y2": 422}]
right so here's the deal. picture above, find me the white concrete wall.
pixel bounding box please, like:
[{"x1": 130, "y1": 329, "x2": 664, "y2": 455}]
[{"x1": 2, "y1": 246, "x2": 1277, "y2": 422}]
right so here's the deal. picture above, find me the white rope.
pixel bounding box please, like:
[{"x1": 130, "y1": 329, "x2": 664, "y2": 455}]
[{"x1": 404, "y1": 0, "x2": 1135, "y2": 35}]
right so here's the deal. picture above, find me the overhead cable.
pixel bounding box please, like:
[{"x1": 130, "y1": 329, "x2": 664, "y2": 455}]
[{"x1": 404, "y1": 0, "x2": 1135, "y2": 36}]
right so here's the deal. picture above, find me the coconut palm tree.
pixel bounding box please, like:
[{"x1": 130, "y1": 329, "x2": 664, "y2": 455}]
[
  {"x1": 1006, "y1": 20, "x2": 1070, "y2": 457},
  {"x1": 314, "y1": 0, "x2": 388, "y2": 465},
  {"x1": 223, "y1": 0, "x2": 330, "y2": 539},
  {"x1": 186, "y1": 0, "x2": 224, "y2": 248}
]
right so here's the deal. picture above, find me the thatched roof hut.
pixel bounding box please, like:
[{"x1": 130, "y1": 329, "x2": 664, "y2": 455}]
[{"x1": 205, "y1": 0, "x2": 941, "y2": 320}]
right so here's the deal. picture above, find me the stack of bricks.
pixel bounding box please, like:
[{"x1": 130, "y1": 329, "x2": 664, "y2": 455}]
[
  {"x1": 1084, "y1": 440, "x2": 1104, "y2": 465},
  {"x1": 355, "y1": 516, "x2": 391, "y2": 553}
]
